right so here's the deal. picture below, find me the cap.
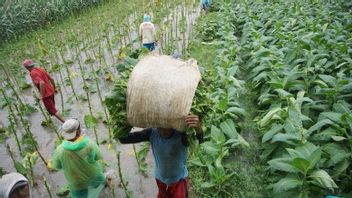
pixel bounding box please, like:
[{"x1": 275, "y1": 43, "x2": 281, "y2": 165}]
[
  {"x1": 60, "y1": 118, "x2": 80, "y2": 140},
  {"x1": 143, "y1": 14, "x2": 151, "y2": 22},
  {"x1": 22, "y1": 59, "x2": 36, "y2": 68}
]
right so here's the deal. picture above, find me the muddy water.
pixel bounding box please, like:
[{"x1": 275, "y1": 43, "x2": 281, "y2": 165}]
[{"x1": 0, "y1": 1, "x2": 202, "y2": 198}]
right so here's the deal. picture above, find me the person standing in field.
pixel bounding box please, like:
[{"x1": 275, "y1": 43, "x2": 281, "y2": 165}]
[
  {"x1": 118, "y1": 115, "x2": 204, "y2": 198},
  {"x1": 139, "y1": 14, "x2": 156, "y2": 51},
  {"x1": 202, "y1": 0, "x2": 211, "y2": 14},
  {"x1": 48, "y1": 118, "x2": 107, "y2": 198},
  {"x1": 23, "y1": 59, "x2": 65, "y2": 123}
]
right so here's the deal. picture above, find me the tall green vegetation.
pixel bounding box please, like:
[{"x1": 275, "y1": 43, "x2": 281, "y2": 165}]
[
  {"x1": 191, "y1": 0, "x2": 352, "y2": 197},
  {"x1": 0, "y1": 0, "x2": 109, "y2": 43}
]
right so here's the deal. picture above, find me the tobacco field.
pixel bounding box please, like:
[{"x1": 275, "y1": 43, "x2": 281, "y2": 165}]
[{"x1": 0, "y1": 0, "x2": 351, "y2": 197}]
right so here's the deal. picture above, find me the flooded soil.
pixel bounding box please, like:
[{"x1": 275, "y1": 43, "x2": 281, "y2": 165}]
[{"x1": 0, "y1": 1, "x2": 202, "y2": 197}]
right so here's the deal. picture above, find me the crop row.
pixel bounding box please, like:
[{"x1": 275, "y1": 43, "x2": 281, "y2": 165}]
[
  {"x1": 187, "y1": 0, "x2": 351, "y2": 197},
  {"x1": 225, "y1": 0, "x2": 351, "y2": 197}
]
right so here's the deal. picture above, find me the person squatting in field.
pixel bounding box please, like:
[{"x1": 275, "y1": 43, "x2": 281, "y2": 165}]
[
  {"x1": 119, "y1": 115, "x2": 204, "y2": 198},
  {"x1": 23, "y1": 59, "x2": 65, "y2": 123},
  {"x1": 0, "y1": 172, "x2": 30, "y2": 198},
  {"x1": 48, "y1": 118, "x2": 108, "y2": 198},
  {"x1": 139, "y1": 14, "x2": 157, "y2": 51}
]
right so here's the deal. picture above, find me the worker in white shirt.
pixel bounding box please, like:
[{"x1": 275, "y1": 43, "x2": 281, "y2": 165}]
[{"x1": 139, "y1": 14, "x2": 156, "y2": 51}]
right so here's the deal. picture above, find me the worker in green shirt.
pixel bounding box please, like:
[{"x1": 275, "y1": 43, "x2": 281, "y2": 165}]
[{"x1": 49, "y1": 118, "x2": 106, "y2": 198}]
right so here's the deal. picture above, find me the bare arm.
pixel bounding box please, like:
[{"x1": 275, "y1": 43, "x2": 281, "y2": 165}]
[
  {"x1": 49, "y1": 77, "x2": 56, "y2": 90},
  {"x1": 39, "y1": 81, "x2": 46, "y2": 98},
  {"x1": 185, "y1": 115, "x2": 204, "y2": 144}
]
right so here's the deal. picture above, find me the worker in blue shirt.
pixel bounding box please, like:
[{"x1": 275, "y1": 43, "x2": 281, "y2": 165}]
[
  {"x1": 202, "y1": 0, "x2": 211, "y2": 14},
  {"x1": 119, "y1": 115, "x2": 204, "y2": 198}
]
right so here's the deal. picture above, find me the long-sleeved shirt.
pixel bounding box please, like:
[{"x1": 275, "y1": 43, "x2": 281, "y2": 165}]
[
  {"x1": 139, "y1": 22, "x2": 155, "y2": 44},
  {"x1": 51, "y1": 136, "x2": 106, "y2": 193},
  {"x1": 119, "y1": 128, "x2": 203, "y2": 184},
  {"x1": 30, "y1": 67, "x2": 55, "y2": 98}
]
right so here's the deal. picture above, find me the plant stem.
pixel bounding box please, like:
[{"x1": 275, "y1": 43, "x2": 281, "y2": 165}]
[
  {"x1": 132, "y1": 144, "x2": 140, "y2": 169},
  {"x1": 28, "y1": 155, "x2": 35, "y2": 186},
  {"x1": 33, "y1": 93, "x2": 61, "y2": 140},
  {"x1": 0, "y1": 88, "x2": 22, "y2": 153},
  {"x1": 61, "y1": 50, "x2": 79, "y2": 101},
  {"x1": 44, "y1": 177, "x2": 53, "y2": 198},
  {"x1": 0, "y1": 66, "x2": 24, "y2": 106},
  {"x1": 6, "y1": 144, "x2": 17, "y2": 169},
  {"x1": 13, "y1": 104, "x2": 48, "y2": 166},
  {"x1": 116, "y1": 151, "x2": 131, "y2": 198},
  {"x1": 77, "y1": 57, "x2": 99, "y2": 145}
]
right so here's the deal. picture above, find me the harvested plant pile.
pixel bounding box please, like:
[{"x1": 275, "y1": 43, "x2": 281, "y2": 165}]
[{"x1": 127, "y1": 55, "x2": 201, "y2": 131}]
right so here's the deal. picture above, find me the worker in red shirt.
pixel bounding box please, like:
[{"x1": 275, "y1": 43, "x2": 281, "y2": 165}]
[{"x1": 23, "y1": 59, "x2": 65, "y2": 123}]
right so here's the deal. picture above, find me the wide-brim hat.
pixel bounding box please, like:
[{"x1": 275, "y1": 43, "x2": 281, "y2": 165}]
[{"x1": 60, "y1": 118, "x2": 80, "y2": 140}]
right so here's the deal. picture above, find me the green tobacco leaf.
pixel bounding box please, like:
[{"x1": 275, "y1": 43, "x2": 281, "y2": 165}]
[
  {"x1": 201, "y1": 142, "x2": 219, "y2": 156},
  {"x1": 313, "y1": 80, "x2": 328, "y2": 88},
  {"x1": 332, "y1": 159, "x2": 350, "y2": 177},
  {"x1": 271, "y1": 133, "x2": 300, "y2": 145},
  {"x1": 306, "y1": 119, "x2": 333, "y2": 136},
  {"x1": 218, "y1": 97, "x2": 228, "y2": 111},
  {"x1": 259, "y1": 107, "x2": 282, "y2": 128},
  {"x1": 262, "y1": 124, "x2": 283, "y2": 143},
  {"x1": 275, "y1": 89, "x2": 292, "y2": 98},
  {"x1": 309, "y1": 170, "x2": 338, "y2": 190},
  {"x1": 331, "y1": 135, "x2": 346, "y2": 141},
  {"x1": 294, "y1": 142, "x2": 319, "y2": 159},
  {"x1": 268, "y1": 158, "x2": 299, "y2": 173},
  {"x1": 84, "y1": 115, "x2": 98, "y2": 129},
  {"x1": 311, "y1": 127, "x2": 338, "y2": 141},
  {"x1": 189, "y1": 158, "x2": 206, "y2": 167},
  {"x1": 226, "y1": 107, "x2": 245, "y2": 116},
  {"x1": 14, "y1": 161, "x2": 27, "y2": 176},
  {"x1": 320, "y1": 112, "x2": 342, "y2": 123},
  {"x1": 333, "y1": 101, "x2": 351, "y2": 114},
  {"x1": 238, "y1": 134, "x2": 250, "y2": 147},
  {"x1": 308, "y1": 148, "x2": 321, "y2": 170},
  {"x1": 219, "y1": 119, "x2": 237, "y2": 139},
  {"x1": 322, "y1": 143, "x2": 345, "y2": 155},
  {"x1": 211, "y1": 125, "x2": 226, "y2": 143},
  {"x1": 284, "y1": 118, "x2": 297, "y2": 134},
  {"x1": 318, "y1": 74, "x2": 336, "y2": 86},
  {"x1": 201, "y1": 182, "x2": 216, "y2": 189},
  {"x1": 273, "y1": 176, "x2": 302, "y2": 194},
  {"x1": 292, "y1": 158, "x2": 310, "y2": 173},
  {"x1": 326, "y1": 153, "x2": 351, "y2": 167}
]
